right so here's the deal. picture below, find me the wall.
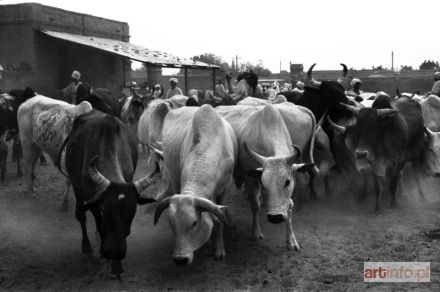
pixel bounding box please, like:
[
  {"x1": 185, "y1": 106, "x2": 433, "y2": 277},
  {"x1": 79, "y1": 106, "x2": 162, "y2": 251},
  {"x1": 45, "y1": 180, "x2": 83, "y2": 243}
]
[{"x1": 0, "y1": 3, "x2": 130, "y2": 96}]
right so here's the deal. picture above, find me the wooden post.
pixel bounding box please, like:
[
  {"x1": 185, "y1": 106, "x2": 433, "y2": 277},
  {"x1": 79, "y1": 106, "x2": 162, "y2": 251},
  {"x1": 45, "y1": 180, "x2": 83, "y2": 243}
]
[
  {"x1": 212, "y1": 68, "x2": 216, "y2": 94},
  {"x1": 184, "y1": 67, "x2": 188, "y2": 95},
  {"x1": 146, "y1": 63, "x2": 153, "y2": 89}
]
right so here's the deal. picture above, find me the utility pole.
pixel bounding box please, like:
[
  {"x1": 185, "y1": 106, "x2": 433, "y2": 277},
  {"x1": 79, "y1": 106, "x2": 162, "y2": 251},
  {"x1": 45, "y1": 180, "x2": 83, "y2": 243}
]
[
  {"x1": 280, "y1": 60, "x2": 282, "y2": 73},
  {"x1": 391, "y1": 51, "x2": 394, "y2": 71},
  {"x1": 236, "y1": 55, "x2": 238, "y2": 72}
]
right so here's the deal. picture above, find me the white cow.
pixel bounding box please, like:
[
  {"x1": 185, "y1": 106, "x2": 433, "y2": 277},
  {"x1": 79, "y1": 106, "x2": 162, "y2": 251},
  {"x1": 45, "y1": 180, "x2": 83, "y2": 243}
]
[
  {"x1": 17, "y1": 95, "x2": 92, "y2": 210},
  {"x1": 216, "y1": 103, "x2": 316, "y2": 250},
  {"x1": 151, "y1": 104, "x2": 237, "y2": 265}
]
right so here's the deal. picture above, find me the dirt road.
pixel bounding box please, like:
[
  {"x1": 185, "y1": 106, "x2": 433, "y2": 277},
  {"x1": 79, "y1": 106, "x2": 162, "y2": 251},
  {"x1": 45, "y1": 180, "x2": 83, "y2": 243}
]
[{"x1": 0, "y1": 152, "x2": 439, "y2": 291}]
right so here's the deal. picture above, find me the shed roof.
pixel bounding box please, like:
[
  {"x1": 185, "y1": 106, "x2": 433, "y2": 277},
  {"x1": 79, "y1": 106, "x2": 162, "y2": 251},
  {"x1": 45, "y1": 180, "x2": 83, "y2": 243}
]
[{"x1": 39, "y1": 29, "x2": 219, "y2": 69}]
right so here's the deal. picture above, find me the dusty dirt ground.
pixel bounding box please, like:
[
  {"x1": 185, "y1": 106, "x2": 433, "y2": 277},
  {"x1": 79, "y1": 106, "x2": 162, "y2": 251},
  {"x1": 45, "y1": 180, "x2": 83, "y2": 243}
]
[{"x1": 1, "y1": 148, "x2": 440, "y2": 291}]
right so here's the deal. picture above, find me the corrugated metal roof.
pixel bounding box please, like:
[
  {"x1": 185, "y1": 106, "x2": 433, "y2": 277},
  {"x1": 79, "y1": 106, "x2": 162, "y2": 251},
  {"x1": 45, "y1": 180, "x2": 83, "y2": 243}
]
[{"x1": 38, "y1": 29, "x2": 219, "y2": 69}]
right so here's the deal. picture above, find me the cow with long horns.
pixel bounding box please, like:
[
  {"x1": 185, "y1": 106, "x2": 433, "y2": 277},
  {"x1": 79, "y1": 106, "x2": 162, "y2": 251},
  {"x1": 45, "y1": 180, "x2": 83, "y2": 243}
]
[
  {"x1": 64, "y1": 110, "x2": 159, "y2": 278},
  {"x1": 150, "y1": 104, "x2": 236, "y2": 266},
  {"x1": 328, "y1": 96, "x2": 425, "y2": 211}
]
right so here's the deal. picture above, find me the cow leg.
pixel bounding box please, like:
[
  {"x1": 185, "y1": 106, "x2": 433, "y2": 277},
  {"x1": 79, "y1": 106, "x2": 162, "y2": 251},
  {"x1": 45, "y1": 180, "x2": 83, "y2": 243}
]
[
  {"x1": 213, "y1": 221, "x2": 225, "y2": 260},
  {"x1": 22, "y1": 142, "x2": 41, "y2": 194},
  {"x1": 355, "y1": 176, "x2": 370, "y2": 203},
  {"x1": 307, "y1": 170, "x2": 318, "y2": 200},
  {"x1": 59, "y1": 178, "x2": 71, "y2": 212},
  {"x1": 90, "y1": 206, "x2": 103, "y2": 257},
  {"x1": 75, "y1": 200, "x2": 92, "y2": 254},
  {"x1": 413, "y1": 167, "x2": 427, "y2": 201},
  {"x1": 246, "y1": 182, "x2": 264, "y2": 240},
  {"x1": 324, "y1": 175, "x2": 332, "y2": 198},
  {"x1": 0, "y1": 141, "x2": 7, "y2": 182},
  {"x1": 39, "y1": 153, "x2": 48, "y2": 166},
  {"x1": 286, "y1": 204, "x2": 300, "y2": 251},
  {"x1": 373, "y1": 175, "x2": 383, "y2": 212},
  {"x1": 388, "y1": 168, "x2": 401, "y2": 208},
  {"x1": 13, "y1": 137, "x2": 23, "y2": 178}
]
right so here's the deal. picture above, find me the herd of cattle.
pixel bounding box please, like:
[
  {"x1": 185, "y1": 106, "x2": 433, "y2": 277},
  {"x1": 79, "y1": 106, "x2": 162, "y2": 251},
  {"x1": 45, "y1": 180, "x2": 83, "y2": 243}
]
[{"x1": 1, "y1": 63, "x2": 440, "y2": 279}]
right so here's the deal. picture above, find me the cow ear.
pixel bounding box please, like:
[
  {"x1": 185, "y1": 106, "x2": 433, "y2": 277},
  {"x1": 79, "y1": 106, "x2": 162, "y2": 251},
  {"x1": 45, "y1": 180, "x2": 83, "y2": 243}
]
[
  {"x1": 246, "y1": 168, "x2": 263, "y2": 180},
  {"x1": 137, "y1": 197, "x2": 156, "y2": 205}
]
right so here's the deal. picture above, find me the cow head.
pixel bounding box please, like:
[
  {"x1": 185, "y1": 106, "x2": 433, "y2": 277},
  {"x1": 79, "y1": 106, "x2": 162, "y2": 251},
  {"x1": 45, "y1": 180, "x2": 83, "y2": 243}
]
[
  {"x1": 331, "y1": 103, "x2": 399, "y2": 176},
  {"x1": 87, "y1": 157, "x2": 159, "y2": 260},
  {"x1": 244, "y1": 143, "x2": 314, "y2": 223},
  {"x1": 154, "y1": 194, "x2": 232, "y2": 266},
  {"x1": 301, "y1": 64, "x2": 350, "y2": 121},
  {"x1": 424, "y1": 127, "x2": 440, "y2": 176}
]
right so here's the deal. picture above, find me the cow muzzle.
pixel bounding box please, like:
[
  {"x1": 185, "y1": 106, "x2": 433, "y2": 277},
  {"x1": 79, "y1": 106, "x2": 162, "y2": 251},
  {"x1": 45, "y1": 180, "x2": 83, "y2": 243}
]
[
  {"x1": 355, "y1": 150, "x2": 369, "y2": 160},
  {"x1": 267, "y1": 214, "x2": 286, "y2": 224},
  {"x1": 173, "y1": 254, "x2": 193, "y2": 266}
]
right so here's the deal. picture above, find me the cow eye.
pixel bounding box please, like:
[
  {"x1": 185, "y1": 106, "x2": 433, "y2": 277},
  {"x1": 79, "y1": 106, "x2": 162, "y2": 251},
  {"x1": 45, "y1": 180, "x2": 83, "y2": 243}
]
[
  {"x1": 192, "y1": 221, "x2": 197, "y2": 228},
  {"x1": 285, "y1": 180, "x2": 290, "y2": 187}
]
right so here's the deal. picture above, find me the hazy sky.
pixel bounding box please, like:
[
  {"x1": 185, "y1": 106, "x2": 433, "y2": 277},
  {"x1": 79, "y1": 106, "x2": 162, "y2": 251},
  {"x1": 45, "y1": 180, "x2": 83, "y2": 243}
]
[{"x1": 2, "y1": 0, "x2": 439, "y2": 72}]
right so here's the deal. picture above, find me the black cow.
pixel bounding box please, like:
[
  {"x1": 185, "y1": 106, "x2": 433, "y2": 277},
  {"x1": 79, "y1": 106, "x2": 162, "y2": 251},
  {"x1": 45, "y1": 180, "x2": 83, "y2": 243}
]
[
  {"x1": 331, "y1": 96, "x2": 425, "y2": 211},
  {"x1": 64, "y1": 110, "x2": 159, "y2": 278},
  {"x1": 76, "y1": 84, "x2": 123, "y2": 117}
]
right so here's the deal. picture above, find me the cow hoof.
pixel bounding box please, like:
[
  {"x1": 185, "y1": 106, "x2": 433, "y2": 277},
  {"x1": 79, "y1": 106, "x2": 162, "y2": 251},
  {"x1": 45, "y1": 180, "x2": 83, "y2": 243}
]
[
  {"x1": 389, "y1": 201, "x2": 397, "y2": 209},
  {"x1": 251, "y1": 231, "x2": 264, "y2": 241},
  {"x1": 16, "y1": 171, "x2": 23, "y2": 178},
  {"x1": 110, "y1": 272, "x2": 124, "y2": 280},
  {"x1": 110, "y1": 261, "x2": 124, "y2": 279},
  {"x1": 288, "y1": 243, "x2": 300, "y2": 251},
  {"x1": 309, "y1": 191, "x2": 318, "y2": 200},
  {"x1": 214, "y1": 252, "x2": 226, "y2": 260}
]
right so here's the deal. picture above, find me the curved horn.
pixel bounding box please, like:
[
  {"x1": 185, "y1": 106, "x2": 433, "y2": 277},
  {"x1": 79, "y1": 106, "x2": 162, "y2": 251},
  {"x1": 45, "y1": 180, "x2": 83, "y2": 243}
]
[
  {"x1": 340, "y1": 63, "x2": 348, "y2": 77},
  {"x1": 326, "y1": 116, "x2": 346, "y2": 134},
  {"x1": 307, "y1": 63, "x2": 316, "y2": 80},
  {"x1": 305, "y1": 63, "x2": 322, "y2": 88},
  {"x1": 285, "y1": 144, "x2": 302, "y2": 165},
  {"x1": 396, "y1": 87, "x2": 402, "y2": 98},
  {"x1": 134, "y1": 162, "x2": 160, "y2": 195},
  {"x1": 147, "y1": 143, "x2": 164, "y2": 160},
  {"x1": 339, "y1": 102, "x2": 360, "y2": 115},
  {"x1": 377, "y1": 108, "x2": 399, "y2": 117},
  {"x1": 154, "y1": 197, "x2": 171, "y2": 225},
  {"x1": 292, "y1": 163, "x2": 305, "y2": 172},
  {"x1": 244, "y1": 143, "x2": 267, "y2": 165},
  {"x1": 194, "y1": 197, "x2": 232, "y2": 225},
  {"x1": 86, "y1": 156, "x2": 110, "y2": 204},
  {"x1": 316, "y1": 108, "x2": 328, "y2": 129},
  {"x1": 425, "y1": 126, "x2": 435, "y2": 138}
]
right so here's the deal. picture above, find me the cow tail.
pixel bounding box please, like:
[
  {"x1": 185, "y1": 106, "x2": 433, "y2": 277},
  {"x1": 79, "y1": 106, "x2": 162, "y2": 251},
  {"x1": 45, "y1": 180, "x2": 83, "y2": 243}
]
[
  {"x1": 306, "y1": 109, "x2": 319, "y2": 176},
  {"x1": 56, "y1": 134, "x2": 72, "y2": 178}
]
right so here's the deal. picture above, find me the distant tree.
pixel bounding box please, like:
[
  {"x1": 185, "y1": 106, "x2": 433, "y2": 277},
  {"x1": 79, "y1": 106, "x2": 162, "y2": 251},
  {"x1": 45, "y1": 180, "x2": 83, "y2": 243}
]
[
  {"x1": 400, "y1": 65, "x2": 413, "y2": 72},
  {"x1": 192, "y1": 53, "x2": 231, "y2": 72},
  {"x1": 372, "y1": 65, "x2": 384, "y2": 70},
  {"x1": 178, "y1": 53, "x2": 232, "y2": 76},
  {"x1": 237, "y1": 60, "x2": 272, "y2": 77},
  {"x1": 419, "y1": 60, "x2": 439, "y2": 70}
]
